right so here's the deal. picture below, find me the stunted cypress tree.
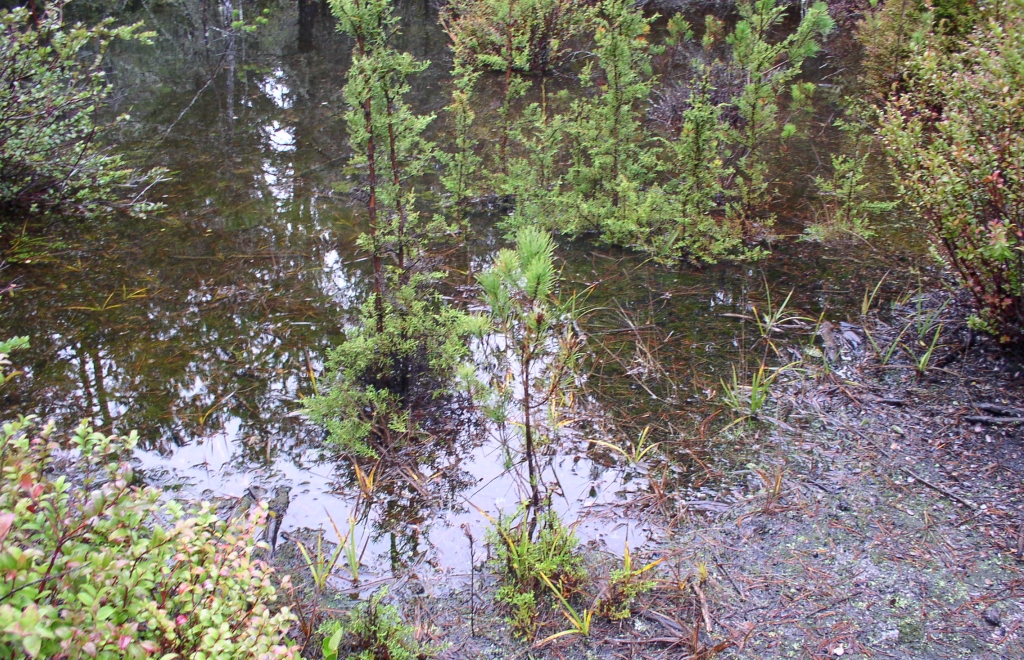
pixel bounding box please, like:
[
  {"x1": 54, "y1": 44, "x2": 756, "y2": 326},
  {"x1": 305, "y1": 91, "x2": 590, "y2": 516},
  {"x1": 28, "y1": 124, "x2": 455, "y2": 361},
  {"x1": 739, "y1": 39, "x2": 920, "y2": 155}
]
[
  {"x1": 307, "y1": 0, "x2": 484, "y2": 457},
  {"x1": 558, "y1": 0, "x2": 662, "y2": 241},
  {"x1": 724, "y1": 0, "x2": 834, "y2": 236}
]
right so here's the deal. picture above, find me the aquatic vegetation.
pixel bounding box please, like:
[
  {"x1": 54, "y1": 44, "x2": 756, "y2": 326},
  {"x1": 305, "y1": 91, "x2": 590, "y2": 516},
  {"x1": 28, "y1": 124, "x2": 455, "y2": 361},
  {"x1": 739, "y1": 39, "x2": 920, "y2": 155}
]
[
  {"x1": 441, "y1": 0, "x2": 591, "y2": 176},
  {"x1": 438, "y1": 63, "x2": 483, "y2": 232},
  {"x1": 878, "y1": 0, "x2": 1024, "y2": 342},
  {"x1": 556, "y1": 0, "x2": 662, "y2": 241},
  {"x1": 305, "y1": 283, "x2": 483, "y2": 456},
  {"x1": 853, "y1": 0, "x2": 935, "y2": 104},
  {"x1": 440, "y1": 0, "x2": 834, "y2": 263},
  {"x1": 306, "y1": 0, "x2": 486, "y2": 456},
  {"x1": 0, "y1": 1, "x2": 165, "y2": 221},
  {"x1": 320, "y1": 587, "x2": 441, "y2": 660},
  {"x1": 595, "y1": 541, "x2": 663, "y2": 621},
  {"x1": 441, "y1": 0, "x2": 592, "y2": 76},
  {"x1": 722, "y1": 0, "x2": 835, "y2": 235},
  {"x1": 721, "y1": 360, "x2": 777, "y2": 419},
  {"x1": 0, "y1": 336, "x2": 27, "y2": 390},
  {"x1": 0, "y1": 417, "x2": 297, "y2": 659},
  {"x1": 487, "y1": 507, "x2": 587, "y2": 639},
  {"x1": 807, "y1": 124, "x2": 897, "y2": 242},
  {"x1": 536, "y1": 572, "x2": 594, "y2": 645},
  {"x1": 591, "y1": 425, "x2": 661, "y2": 466}
]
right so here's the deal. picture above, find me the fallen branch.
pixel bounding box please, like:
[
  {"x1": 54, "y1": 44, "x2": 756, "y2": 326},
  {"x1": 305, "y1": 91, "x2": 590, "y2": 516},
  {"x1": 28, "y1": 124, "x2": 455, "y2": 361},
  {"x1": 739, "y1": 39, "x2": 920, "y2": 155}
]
[
  {"x1": 974, "y1": 402, "x2": 1024, "y2": 417},
  {"x1": 900, "y1": 467, "x2": 977, "y2": 510},
  {"x1": 964, "y1": 415, "x2": 1024, "y2": 425}
]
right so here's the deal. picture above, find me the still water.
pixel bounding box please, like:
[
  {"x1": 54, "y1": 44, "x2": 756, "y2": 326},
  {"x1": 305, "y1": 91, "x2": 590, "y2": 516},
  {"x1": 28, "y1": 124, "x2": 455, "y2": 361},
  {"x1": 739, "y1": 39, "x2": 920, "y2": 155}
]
[{"x1": 0, "y1": 0, "x2": 926, "y2": 585}]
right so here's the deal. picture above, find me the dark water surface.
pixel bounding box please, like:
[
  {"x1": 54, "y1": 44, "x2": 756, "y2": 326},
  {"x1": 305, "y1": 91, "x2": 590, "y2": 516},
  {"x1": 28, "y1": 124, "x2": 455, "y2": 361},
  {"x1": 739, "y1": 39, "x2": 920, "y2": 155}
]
[{"x1": 0, "y1": 0, "x2": 927, "y2": 585}]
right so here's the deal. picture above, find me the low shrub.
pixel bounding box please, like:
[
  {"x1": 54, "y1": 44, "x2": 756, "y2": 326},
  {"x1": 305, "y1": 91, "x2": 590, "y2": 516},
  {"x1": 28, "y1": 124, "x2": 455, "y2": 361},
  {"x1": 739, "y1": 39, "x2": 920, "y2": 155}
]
[
  {"x1": 487, "y1": 508, "x2": 586, "y2": 638},
  {"x1": 0, "y1": 416, "x2": 297, "y2": 659},
  {"x1": 878, "y1": 0, "x2": 1024, "y2": 342},
  {"x1": 0, "y1": 0, "x2": 164, "y2": 220}
]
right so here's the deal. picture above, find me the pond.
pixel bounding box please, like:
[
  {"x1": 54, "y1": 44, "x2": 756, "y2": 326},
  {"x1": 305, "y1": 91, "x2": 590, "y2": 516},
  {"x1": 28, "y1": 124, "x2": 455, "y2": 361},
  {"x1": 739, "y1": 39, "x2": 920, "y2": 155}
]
[{"x1": 0, "y1": 0, "x2": 930, "y2": 588}]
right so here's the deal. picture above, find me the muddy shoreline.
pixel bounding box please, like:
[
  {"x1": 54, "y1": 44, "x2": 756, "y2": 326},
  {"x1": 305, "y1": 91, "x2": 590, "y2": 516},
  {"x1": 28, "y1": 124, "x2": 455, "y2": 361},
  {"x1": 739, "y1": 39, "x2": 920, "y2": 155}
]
[{"x1": 270, "y1": 290, "x2": 1024, "y2": 659}]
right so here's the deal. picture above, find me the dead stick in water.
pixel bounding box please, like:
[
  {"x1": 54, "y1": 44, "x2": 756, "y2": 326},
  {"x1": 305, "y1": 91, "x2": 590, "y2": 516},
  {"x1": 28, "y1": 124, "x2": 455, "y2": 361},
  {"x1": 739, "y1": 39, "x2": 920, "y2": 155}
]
[{"x1": 462, "y1": 524, "x2": 475, "y2": 637}]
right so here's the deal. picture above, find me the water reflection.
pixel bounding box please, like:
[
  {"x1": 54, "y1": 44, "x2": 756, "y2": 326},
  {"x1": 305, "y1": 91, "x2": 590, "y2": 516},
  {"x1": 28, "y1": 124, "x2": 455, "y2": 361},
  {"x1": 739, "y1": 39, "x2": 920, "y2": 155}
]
[{"x1": 1, "y1": 0, "x2": 929, "y2": 583}]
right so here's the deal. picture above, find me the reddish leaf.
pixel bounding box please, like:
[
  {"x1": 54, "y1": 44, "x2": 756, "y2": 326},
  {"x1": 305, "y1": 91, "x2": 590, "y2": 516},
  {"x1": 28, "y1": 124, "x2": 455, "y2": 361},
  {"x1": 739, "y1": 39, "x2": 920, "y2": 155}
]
[{"x1": 0, "y1": 513, "x2": 13, "y2": 543}]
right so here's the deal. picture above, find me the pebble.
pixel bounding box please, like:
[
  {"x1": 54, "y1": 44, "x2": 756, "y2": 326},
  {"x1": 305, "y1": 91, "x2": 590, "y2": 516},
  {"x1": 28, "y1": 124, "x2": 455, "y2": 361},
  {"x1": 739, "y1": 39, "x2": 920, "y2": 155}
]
[{"x1": 983, "y1": 607, "x2": 1001, "y2": 627}]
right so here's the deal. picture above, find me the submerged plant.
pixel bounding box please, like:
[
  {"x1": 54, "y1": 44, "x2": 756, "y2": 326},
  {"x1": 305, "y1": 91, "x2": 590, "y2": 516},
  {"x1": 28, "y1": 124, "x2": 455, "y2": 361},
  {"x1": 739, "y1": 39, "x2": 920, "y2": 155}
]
[
  {"x1": 806, "y1": 124, "x2": 897, "y2": 241},
  {"x1": 722, "y1": 0, "x2": 835, "y2": 234}
]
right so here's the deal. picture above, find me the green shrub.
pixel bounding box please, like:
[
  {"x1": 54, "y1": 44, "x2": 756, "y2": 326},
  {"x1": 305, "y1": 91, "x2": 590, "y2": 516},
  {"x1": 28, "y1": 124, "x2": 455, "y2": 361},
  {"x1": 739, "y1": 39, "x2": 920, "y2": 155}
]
[
  {"x1": 305, "y1": 273, "x2": 485, "y2": 456},
  {"x1": 878, "y1": 0, "x2": 1024, "y2": 342},
  {"x1": 440, "y1": 0, "x2": 592, "y2": 76},
  {"x1": 307, "y1": 0, "x2": 486, "y2": 457},
  {"x1": 0, "y1": 336, "x2": 28, "y2": 389},
  {"x1": 0, "y1": 416, "x2": 297, "y2": 659},
  {"x1": 477, "y1": 227, "x2": 583, "y2": 507},
  {"x1": 488, "y1": 508, "x2": 586, "y2": 638},
  {"x1": 0, "y1": 1, "x2": 164, "y2": 220},
  {"x1": 723, "y1": 0, "x2": 835, "y2": 234},
  {"x1": 806, "y1": 123, "x2": 897, "y2": 241},
  {"x1": 594, "y1": 542, "x2": 661, "y2": 621},
  {"x1": 854, "y1": 0, "x2": 934, "y2": 104},
  {"x1": 320, "y1": 587, "x2": 441, "y2": 660}
]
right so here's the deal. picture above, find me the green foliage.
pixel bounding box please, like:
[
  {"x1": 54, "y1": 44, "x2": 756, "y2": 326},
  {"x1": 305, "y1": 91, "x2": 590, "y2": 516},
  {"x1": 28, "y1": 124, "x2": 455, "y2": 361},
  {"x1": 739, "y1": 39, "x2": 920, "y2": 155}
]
[
  {"x1": 0, "y1": 1, "x2": 164, "y2": 220},
  {"x1": 477, "y1": 226, "x2": 583, "y2": 506},
  {"x1": 596, "y1": 542, "x2": 662, "y2": 621},
  {"x1": 878, "y1": 0, "x2": 1024, "y2": 342},
  {"x1": 931, "y1": 0, "x2": 979, "y2": 38},
  {"x1": 439, "y1": 63, "x2": 483, "y2": 230},
  {"x1": 0, "y1": 336, "x2": 28, "y2": 389},
  {"x1": 486, "y1": 0, "x2": 744, "y2": 262},
  {"x1": 721, "y1": 361, "x2": 778, "y2": 419},
  {"x1": 488, "y1": 508, "x2": 586, "y2": 638},
  {"x1": 308, "y1": 0, "x2": 486, "y2": 456},
  {"x1": 441, "y1": 0, "x2": 592, "y2": 75},
  {"x1": 651, "y1": 69, "x2": 742, "y2": 262},
  {"x1": 305, "y1": 274, "x2": 485, "y2": 456},
  {"x1": 441, "y1": 0, "x2": 594, "y2": 178},
  {"x1": 332, "y1": 0, "x2": 439, "y2": 272},
  {"x1": 0, "y1": 416, "x2": 297, "y2": 659},
  {"x1": 855, "y1": 0, "x2": 934, "y2": 103},
  {"x1": 320, "y1": 587, "x2": 441, "y2": 660},
  {"x1": 436, "y1": 0, "x2": 835, "y2": 264},
  {"x1": 557, "y1": 0, "x2": 662, "y2": 240},
  {"x1": 723, "y1": 0, "x2": 835, "y2": 233},
  {"x1": 806, "y1": 124, "x2": 897, "y2": 241}
]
